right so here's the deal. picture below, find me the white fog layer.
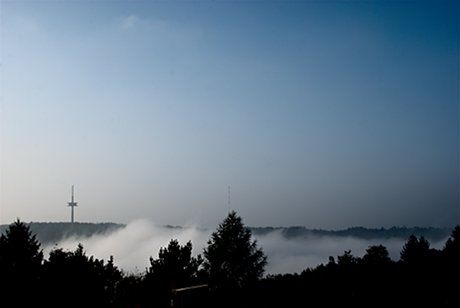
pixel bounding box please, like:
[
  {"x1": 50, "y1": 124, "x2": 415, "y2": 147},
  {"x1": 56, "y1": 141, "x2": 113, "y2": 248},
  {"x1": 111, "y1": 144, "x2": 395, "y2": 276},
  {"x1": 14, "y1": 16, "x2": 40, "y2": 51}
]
[{"x1": 42, "y1": 220, "x2": 449, "y2": 275}]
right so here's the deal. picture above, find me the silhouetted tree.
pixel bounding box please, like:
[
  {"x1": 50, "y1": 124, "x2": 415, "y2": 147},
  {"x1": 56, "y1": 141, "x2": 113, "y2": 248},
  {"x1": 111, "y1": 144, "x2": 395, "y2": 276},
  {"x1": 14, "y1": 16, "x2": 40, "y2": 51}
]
[
  {"x1": 443, "y1": 225, "x2": 460, "y2": 262},
  {"x1": 147, "y1": 239, "x2": 203, "y2": 288},
  {"x1": 398, "y1": 234, "x2": 451, "y2": 306},
  {"x1": 43, "y1": 244, "x2": 122, "y2": 307},
  {"x1": 362, "y1": 244, "x2": 391, "y2": 265},
  {"x1": 358, "y1": 245, "x2": 395, "y2": 306},
  {"x1": 203, "y1": 211, "x2": 267, "y2": 290},
  {"x1": 440, "y1": 225, "x2": 460, "y2": 307},
  {"x1": 143, "y1": 239, "x2": 204, "y2": 307},
  {"x1": 114, "y1": 273, "x2": 144, "y2": 307},
  {"x1": 337, "y1": 249, "x2": 359, "y2": 266},
  {"x1": 400, "y1": 234, "x2": 430, "y2": 264},
  {"x1": 0, "y1": 219, "x2": 44, "y2": 305},
  {"x1": 102, "y1": 255, "x2": 124, "y2": 306}
]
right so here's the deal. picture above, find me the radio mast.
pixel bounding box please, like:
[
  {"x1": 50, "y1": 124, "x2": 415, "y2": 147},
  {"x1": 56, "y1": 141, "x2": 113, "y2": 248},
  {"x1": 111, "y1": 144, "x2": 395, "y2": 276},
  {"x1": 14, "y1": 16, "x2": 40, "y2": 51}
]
[
  {"x1": 228, "y1": 185, "x2": 231, "y2": 212},
  {"x1": 67, "y1": 185, "x2": 78, "y2": 223}
]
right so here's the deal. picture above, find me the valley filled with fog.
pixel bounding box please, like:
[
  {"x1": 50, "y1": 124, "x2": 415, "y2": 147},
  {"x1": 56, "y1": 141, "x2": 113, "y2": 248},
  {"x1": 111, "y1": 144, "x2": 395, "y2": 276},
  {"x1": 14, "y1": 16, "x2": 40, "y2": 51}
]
[{"x1": 38, "y1": 220, "x2": 450, "y2": 275}]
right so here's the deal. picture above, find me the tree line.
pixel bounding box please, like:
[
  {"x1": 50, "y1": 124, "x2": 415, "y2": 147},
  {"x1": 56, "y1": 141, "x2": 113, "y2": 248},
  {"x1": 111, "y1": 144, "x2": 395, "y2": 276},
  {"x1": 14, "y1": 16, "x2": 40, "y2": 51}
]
[{"x1": 0, "y1": 211, "x2": 458, "y2": 307}]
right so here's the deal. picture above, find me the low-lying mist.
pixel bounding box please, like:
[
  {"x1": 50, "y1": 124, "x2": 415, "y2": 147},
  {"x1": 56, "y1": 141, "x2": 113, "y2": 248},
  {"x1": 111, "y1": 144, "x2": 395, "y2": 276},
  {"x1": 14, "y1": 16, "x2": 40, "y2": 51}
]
[{"x1": 42, "y1": 219, "x2": 449, "y2": 275}]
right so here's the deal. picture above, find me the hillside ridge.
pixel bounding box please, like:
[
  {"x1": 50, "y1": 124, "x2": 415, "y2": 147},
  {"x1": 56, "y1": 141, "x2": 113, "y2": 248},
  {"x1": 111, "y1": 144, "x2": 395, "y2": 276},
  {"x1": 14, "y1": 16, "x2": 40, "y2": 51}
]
[{"x1": 0, "y1": 221, "x2": 453, "y2": 246}]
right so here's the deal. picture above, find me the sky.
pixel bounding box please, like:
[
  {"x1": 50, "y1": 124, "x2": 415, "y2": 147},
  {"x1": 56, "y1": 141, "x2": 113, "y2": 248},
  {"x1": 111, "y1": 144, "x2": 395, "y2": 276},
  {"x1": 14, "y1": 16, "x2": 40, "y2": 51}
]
[{"x1": 0, "y1": 0, "x2": 459, "y2": 229}]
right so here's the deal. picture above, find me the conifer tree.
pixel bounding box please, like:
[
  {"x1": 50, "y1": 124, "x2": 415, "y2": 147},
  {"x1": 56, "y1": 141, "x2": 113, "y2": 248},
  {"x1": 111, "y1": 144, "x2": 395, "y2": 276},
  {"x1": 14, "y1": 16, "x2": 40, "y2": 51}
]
[
  {"x1": 0, "y1": 219, "x2": 44, "y2": 305},
  {"x1": 203, "y1": 211, "x2": 267, "y2": 289}
]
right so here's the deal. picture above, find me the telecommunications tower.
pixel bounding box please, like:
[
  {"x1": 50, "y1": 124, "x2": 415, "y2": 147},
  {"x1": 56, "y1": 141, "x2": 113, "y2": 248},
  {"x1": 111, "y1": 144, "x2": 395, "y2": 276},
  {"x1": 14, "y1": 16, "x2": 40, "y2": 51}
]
[{"x1": 68, "y1": 185, "x2": 78, "y2": 223}]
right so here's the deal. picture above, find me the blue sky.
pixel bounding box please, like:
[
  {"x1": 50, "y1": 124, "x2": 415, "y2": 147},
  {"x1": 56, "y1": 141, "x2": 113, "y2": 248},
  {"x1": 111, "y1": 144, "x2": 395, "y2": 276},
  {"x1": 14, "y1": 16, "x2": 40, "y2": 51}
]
[{"x1": 1, "y1": 0, "x2": 458, "y2": 228}]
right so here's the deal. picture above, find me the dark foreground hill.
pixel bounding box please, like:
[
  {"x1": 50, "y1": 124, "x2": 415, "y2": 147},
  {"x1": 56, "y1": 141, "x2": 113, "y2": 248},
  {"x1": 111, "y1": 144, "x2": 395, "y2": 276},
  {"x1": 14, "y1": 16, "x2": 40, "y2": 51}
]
[{"x1": 0, "y1": 221, "x2": 452, "y2": 246}]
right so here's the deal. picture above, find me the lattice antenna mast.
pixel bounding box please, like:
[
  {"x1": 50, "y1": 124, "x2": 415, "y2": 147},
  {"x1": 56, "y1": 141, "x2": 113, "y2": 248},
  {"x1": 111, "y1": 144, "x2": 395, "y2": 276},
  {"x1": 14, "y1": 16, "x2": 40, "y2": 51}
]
[{"x1": 67, "y1": 185, "x2": 78, "y2": 223}]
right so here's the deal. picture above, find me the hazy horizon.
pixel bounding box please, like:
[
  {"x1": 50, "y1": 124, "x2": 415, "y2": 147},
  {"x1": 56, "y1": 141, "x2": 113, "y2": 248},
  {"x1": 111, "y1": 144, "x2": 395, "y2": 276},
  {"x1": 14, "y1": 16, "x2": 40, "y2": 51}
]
[
  {"x1": 0, "y1": 219, "x2": 454, "y2": 275},
  {"x1": 33, "y1": 219, "x2": 450, "y2": 275},
  {"x1": 1, "y1": 1, "x2": 459, "y2": 229},
  {"x1": 1, "y1": 218, "x2": 458, "y2": 230}
]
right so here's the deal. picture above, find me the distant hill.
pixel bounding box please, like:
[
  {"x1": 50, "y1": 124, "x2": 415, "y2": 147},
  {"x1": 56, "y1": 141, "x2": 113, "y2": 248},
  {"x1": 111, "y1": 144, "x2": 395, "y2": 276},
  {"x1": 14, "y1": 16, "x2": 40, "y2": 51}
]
[
  {"x1": 0, "y1": 222, "x2": 124, "y2": 246},
  {"x1": 249, "y1": 226, "x2": 453, "y2": 241},
  {"x1": 0, "y1": 222, "x2": 454, "y2": 246}
]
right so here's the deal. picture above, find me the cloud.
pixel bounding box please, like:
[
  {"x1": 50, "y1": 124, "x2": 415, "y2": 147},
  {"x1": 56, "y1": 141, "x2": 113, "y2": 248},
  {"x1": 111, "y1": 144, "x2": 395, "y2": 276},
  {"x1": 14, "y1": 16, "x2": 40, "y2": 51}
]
[{"x1": 43, "y1": 220, "x2": 449, "y2": 276}]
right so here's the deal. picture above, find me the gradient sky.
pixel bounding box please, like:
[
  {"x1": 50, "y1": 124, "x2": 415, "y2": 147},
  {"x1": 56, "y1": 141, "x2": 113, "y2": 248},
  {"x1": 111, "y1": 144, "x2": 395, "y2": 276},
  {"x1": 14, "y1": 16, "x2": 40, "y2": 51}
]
[{"x1": 1, "y1": 0, "x2": 459, "y2": 229}]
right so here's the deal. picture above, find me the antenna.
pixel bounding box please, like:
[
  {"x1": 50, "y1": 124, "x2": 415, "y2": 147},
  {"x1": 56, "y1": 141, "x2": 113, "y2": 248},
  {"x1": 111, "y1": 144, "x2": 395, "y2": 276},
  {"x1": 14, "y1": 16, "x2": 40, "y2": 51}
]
[
  {"x1": 67, "y1": 185, "x2": 78, "y2": 223},
  {"x1": 227, "y1": 185, "x2": 231, "y2": 212}
]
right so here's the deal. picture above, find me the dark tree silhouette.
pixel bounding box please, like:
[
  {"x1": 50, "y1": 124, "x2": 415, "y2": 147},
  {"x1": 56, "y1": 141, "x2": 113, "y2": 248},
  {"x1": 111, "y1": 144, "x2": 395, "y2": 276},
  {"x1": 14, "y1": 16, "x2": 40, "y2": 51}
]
[
  {"x1": 0, "y1": 219, "x2": 43, "y2": 270},
  {"x1": 147, "y1": 239, "x2": 203, "y2": 288},
  {"x1": 337, "y1": 249, "x2": 359, "y2": 266},
  {"x1": 43, "y1": 244, "x2": 122, "y2": 307},
  {"x1": 143, "y1": 239, "x2": 204, "y2": 307},
  {"x1": 0, "y1": 219, "x2": 44, "y2": 306},
  {"x1": 203, "y1": 211, "x2": 267, "y2": 290},
  {"x1": 400, "y1": 234, "x2": 430, "y2": 264},
  {"x1": 114, "y1": 273, "x2": 143, "y2": 307},
  {"x1": 441, "y1": 225, "x2": 460, "y2": 307},
  {"x1": 358, "y1": 244, "x2": 394, "y2": 306},
  {"x1": 3, "y1": 218, "x2": 457, "y2": 307},
  {"x1": 362, "y1": 244, "x2": 391, "y2": 265},
  {"x1": 398, "y1": 234, "x2": 452, "y2": 306},
  {"x1": 443, "y1": 225, "x2": 460, "y2": 261}
]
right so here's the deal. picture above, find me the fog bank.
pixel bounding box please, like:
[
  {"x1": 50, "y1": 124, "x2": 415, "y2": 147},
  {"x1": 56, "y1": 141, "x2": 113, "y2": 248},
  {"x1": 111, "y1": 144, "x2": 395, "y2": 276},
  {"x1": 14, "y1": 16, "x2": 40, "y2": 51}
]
[{"x1": 43, "y1": 220, "x2": 449, "y2": 275}]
